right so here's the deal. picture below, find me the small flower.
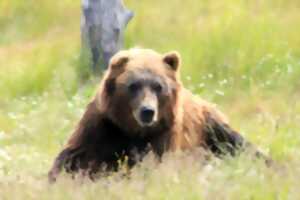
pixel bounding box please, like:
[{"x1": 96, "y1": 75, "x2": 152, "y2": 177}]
[
  {"x1": 0, "y1": 149, "x2": 11, "y2": 161},
  {"x1": 198, "y1": 83, "x2": 205, "y2": 88},
  {"x1": 186, "y1": 76, "x2": 192, "y2": 81},
  {"x1": 215, "y1": 90, "x2": 224, "y2": 96}
]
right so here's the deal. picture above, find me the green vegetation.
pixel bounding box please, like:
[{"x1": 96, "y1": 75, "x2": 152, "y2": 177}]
[{"x1": 1, "y1": 0, "x2": 300, "y2": 199}]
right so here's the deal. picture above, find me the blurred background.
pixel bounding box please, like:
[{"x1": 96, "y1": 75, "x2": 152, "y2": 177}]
[{"x1": 1, "y1": 0, "x2": 300, "y2": 199}]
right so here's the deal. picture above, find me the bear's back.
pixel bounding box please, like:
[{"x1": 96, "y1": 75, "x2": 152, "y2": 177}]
[{"x1": 171, "y1": 89, "x2": 228, "y2": 151}]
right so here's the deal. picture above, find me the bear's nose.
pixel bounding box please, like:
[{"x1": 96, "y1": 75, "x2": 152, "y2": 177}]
[{"x1": 140, "y1": 106, "x2": 155, "y2": 124}]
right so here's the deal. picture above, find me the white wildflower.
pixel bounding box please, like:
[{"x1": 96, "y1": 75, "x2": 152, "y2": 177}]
[
  {"x1": 0, "y1": 131, "x2": 6, "y2": 140},
  {"x1": 287, "y1": 64, "x2": 293, "y2": 74},
  {"x1": 198, "y1": 83, "x2": 205, "y2": 88},
  {"x1": 219, "y1": 79, "x2": 228, "y2": 86},
  {"x1": 215, "y1": 90, "x2": 224, "y2": 96},
  {"x1": 0, "y1": 149, "x2": 11, "y2": 161},
  {"x1": 8, "y1": 112, "x2": 17, "y2": 119}
]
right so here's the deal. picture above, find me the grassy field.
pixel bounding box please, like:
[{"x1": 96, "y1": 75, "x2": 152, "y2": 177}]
[{"x1": 1, "y1": 0, "x2": 300, "y2": 199}]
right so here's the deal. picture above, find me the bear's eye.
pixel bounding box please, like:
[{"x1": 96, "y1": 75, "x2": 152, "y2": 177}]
[
  {"x1": 152, "y1": 82, "x2": 162, "y2": 93},
  {"x1": 128, "y1": 82, "x2": 142, "y2": 93}
]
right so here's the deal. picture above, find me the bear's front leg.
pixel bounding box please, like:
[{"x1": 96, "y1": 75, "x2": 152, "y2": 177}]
[
  {"x1": 48, "y1": 147, "x2": 88, "y2": 183},
  {"x1": 203, "y1": 112, "x2": 272, "y2": 165},
  {"x1": 48, "y1": 101, "x2": 108, "y2": 182}
]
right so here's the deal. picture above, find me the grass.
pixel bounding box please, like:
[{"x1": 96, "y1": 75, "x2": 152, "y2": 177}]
[{"x1": 0, "y1": 0, "x2": 300, "y2": 199}]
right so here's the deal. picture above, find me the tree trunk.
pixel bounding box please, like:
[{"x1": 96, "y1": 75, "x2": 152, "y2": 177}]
[{"x1": 81, "y1": 0, "x2": 134, "y2": 72}]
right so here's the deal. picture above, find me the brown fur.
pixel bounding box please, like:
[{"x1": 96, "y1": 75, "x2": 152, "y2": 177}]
[{"x1": 48, "y1": 49, "x2": 269, "y2": 183}]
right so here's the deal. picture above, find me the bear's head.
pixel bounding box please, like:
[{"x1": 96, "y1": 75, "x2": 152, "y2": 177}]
[{"x1": 98, "y1": 49, "x2": 182, "y2": 136}]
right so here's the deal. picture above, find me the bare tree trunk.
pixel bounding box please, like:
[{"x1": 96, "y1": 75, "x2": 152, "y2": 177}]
[{"x1": 81, "y1": 0, "x2": 134, "y2": 72}]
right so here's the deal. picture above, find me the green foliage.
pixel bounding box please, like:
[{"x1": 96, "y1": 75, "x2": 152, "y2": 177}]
[{"x1": 0, "y1": 0, "x2": 300, "y2": 199}]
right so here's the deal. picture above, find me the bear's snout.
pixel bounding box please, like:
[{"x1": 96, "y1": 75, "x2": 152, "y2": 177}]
[
  {"x1": 134, "y1": 103, "x2": 158, "y2": 127},
  {"x1": 132, "y1": 87, "x2": 159, "y2": 127},
  {"x1": 140, "y1": 106, "x2": 155, "y2": 124}
]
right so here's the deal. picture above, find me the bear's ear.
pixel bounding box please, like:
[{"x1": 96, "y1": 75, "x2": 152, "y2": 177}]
[
  {"x1": 163, "y1": 51, "x2": 181, "y2": 71},
  {"x1": 109, "y1": 52, "x2": 129, "y2": 69}
]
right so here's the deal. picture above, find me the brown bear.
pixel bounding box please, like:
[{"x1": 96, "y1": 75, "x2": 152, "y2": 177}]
[{"x1": 48, "y1": 48, "x2": 269, "y2": 182}]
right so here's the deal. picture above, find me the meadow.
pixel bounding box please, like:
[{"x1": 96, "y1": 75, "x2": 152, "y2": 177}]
[{"x1": 0, "y1": 0, "x2": 300, "y2": 199}]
